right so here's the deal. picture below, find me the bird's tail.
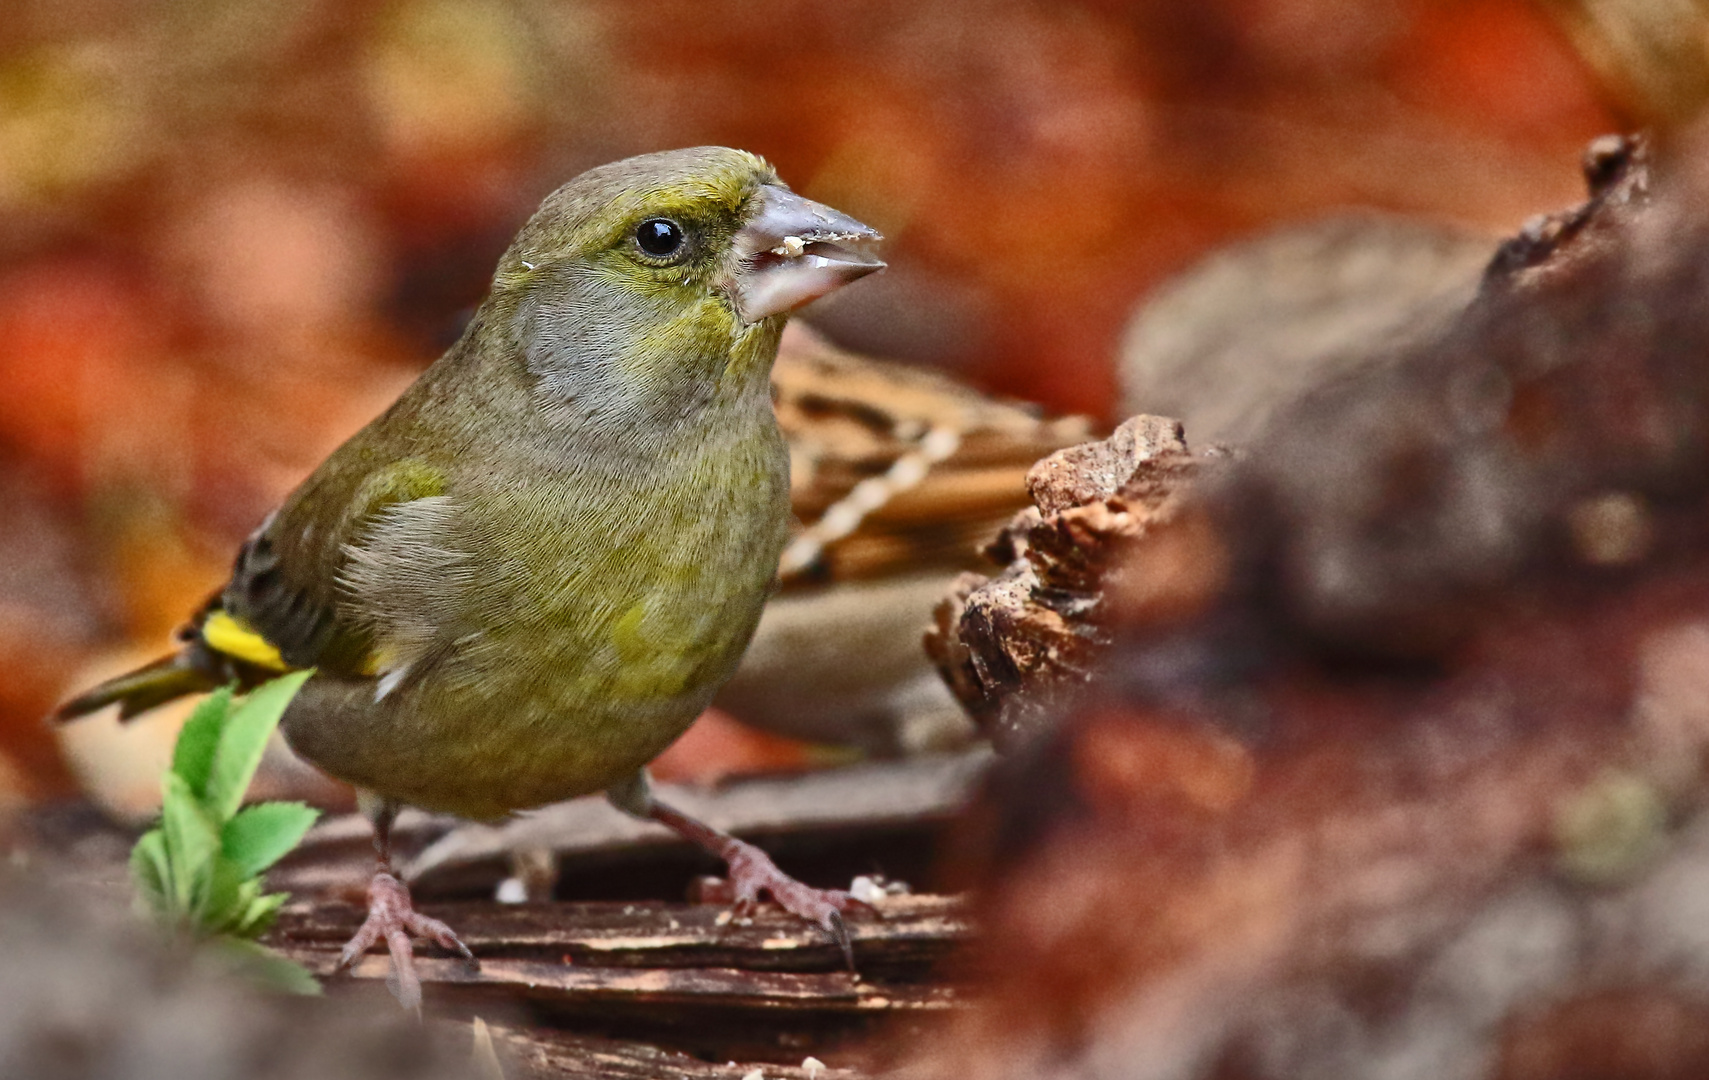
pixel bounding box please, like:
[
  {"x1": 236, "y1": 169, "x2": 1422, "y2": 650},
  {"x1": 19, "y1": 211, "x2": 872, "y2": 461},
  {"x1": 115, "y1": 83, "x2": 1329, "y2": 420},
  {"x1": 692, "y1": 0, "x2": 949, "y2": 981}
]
[{"x1": 53, "y1": 650, "x2": 222, "y2": 723}]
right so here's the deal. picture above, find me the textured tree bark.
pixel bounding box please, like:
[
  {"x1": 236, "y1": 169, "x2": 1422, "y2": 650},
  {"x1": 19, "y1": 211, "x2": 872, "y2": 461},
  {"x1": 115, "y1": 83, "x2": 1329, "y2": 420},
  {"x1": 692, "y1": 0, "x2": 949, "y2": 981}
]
[{"x1": 926, "y1": 414, "x2": 1219, "y2": 751}]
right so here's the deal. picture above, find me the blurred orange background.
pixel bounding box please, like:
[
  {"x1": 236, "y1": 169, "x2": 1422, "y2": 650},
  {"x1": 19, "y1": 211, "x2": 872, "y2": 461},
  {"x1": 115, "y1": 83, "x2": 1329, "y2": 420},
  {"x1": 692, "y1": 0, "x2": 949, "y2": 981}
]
[{"x1": 0, "y1": 0, "x2": 1625, "y2": 800}]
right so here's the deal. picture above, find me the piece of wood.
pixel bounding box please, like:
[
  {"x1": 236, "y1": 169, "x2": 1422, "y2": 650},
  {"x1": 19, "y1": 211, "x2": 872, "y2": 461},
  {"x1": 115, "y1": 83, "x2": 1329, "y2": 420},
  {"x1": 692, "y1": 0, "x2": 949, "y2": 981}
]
[
  {"x1": 316, "y1": 955, "x2": 957, "y2": 1014},
  {"x1": 924, "y1": 416, "x2": 1214, "y2": 750},
  {"x1": 269, "y1": 896, "x2": 969, "y2": 1058},
  {"x1": 274, "y1": 894, "x2": 971, "y2": 974},
  {"x1": 480, "y1": 1025, "x2": 864, "y2": 1080},
  {"x1": 264, "y1": 760, "x2": 983, "y2": 1073}
]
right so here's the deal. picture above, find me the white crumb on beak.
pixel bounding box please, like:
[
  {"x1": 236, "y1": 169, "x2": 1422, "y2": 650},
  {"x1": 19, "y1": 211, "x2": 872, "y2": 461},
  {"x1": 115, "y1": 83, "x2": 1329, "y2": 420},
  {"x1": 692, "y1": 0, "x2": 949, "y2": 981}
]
[
  {"x1": 773, "y1": 235, "x2": 808, "y2": 257},
  {"x1": 802, "y1": 1056, "x2": 827, "y2": 1079}
]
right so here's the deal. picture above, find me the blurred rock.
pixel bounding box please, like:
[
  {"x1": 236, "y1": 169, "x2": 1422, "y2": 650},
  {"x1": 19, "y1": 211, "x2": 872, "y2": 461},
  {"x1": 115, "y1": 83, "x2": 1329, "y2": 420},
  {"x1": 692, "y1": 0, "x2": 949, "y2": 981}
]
[
  {"x1": 1120, "y1": 213, "x2": 1494, "y2": 445},
  {"x1": 0, "y1": 868, "x2": 470, "y2": 1080},
  {"x1": 909, "y1": 129, "x2": 1709, "y2": 1080}
]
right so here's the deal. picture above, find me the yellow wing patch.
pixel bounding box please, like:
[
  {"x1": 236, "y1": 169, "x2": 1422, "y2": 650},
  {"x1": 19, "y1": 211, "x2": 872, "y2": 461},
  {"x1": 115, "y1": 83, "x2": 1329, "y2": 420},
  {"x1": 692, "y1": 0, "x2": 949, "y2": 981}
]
[{"x1": 201, "y1": 610, "x2": 291, "y2": 672}]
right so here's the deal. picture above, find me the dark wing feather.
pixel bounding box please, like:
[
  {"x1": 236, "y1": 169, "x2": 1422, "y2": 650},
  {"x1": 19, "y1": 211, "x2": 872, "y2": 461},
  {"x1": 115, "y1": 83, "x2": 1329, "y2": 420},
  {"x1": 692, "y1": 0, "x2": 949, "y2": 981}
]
[{"x1": 220, "y1": 512, "x2": 367, "y2": 671}]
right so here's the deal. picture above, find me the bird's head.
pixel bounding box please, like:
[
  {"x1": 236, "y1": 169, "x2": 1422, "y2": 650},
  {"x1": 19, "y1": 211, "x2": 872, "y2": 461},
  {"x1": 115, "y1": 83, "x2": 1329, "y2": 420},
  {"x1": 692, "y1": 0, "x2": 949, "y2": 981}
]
[{"x1": 488, "y1": 147, "x2": 883, "y2": 427}]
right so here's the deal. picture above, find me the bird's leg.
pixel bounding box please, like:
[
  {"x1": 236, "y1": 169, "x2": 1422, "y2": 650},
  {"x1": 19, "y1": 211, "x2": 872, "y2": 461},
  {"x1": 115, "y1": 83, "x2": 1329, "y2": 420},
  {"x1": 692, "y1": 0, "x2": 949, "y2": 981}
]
[
  {"x1": 330, "y1": 797, "x2": 478, "y2": 1011},
  {"x1": 645, "y1": 798, "x2": 865, "y2": 969}
]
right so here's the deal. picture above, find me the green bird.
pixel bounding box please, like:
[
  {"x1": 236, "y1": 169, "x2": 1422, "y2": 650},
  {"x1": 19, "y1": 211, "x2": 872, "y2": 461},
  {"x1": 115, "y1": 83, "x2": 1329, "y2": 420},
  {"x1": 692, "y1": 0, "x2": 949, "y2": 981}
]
[{"x1": 56, "y1": 146, "x2": 884, "y2": 1008}]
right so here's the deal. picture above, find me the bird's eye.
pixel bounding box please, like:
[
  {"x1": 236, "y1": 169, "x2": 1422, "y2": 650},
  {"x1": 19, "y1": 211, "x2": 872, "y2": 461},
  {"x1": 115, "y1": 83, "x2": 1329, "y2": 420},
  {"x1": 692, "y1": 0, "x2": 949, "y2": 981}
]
[{"x1": 635, "y1": 218, "x2": 685, "y2": 259}]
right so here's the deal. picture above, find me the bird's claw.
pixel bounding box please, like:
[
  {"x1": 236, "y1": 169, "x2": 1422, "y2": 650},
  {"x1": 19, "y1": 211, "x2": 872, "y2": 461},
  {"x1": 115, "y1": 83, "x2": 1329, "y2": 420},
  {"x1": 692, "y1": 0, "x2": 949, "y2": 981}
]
[
  {"x1": 331, "y1": 870, "x2": 479, "y2": 1011},
  {"x1": 693, "y1": 839, "x2": 868, "y2": 970},
  {"x1": 824, "y1": 908, "x2": 855, "y2": 971}
]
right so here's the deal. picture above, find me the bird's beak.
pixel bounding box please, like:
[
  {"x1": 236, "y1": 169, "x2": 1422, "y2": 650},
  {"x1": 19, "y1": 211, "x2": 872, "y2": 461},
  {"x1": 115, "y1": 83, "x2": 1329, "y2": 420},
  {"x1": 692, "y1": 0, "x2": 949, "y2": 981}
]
[{"x1": 728, "y1": 186, "x2": 884, "y2": 324}]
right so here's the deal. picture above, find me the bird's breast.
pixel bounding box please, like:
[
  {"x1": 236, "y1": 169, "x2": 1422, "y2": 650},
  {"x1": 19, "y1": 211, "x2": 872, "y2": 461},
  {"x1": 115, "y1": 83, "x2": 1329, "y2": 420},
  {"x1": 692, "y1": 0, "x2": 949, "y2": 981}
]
[{"x1": 466, "y1": 412, "x2": 790, "y2": 711}]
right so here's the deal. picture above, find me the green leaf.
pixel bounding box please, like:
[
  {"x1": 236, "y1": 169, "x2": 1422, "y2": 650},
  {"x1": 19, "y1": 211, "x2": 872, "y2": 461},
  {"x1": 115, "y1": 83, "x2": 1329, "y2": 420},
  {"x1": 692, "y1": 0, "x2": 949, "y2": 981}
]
[
  {"x1": 223, "y1": 801, "x2": 319, "y2": 879},
  {"x1": 196, "y1": 855, "x2": 251, "y2": 931},
  {"x1": 129, "y1": 828, "x2": 170, "y2": 917},
  {"x1": 208, "y1": 877, "x2": 286, "y2": 940},
  {"x1": 232, "y1": 889, "x2": 288, "y2": 939},
  {"x1": 135, "y1": 673, "x2": 319, "y2": 947},
  {"x1": 211, "y1": 938, "x2": 323, "y2": 996},
  {"x1": 160, "y1": 772, "x2": 221, "y2": 920},
  {"x1": 206, "y1": 671, "x2": 313, "y2": 821},
  {"x1": 171, "y1": 686, "x2": 234, "y2": 798},
  {"x1": 204, "y1": 875, "x2": 261, "y2": 936}
]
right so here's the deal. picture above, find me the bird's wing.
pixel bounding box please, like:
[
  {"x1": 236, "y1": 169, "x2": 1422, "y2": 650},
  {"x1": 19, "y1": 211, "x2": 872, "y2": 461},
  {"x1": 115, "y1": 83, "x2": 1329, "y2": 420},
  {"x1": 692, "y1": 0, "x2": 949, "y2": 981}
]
[
  {"x1": 208, "y1": 459, "x2": 465, "y2": 685},
  {"x1": 335, "y1": 493, "x2": 476, "y2": 698}
]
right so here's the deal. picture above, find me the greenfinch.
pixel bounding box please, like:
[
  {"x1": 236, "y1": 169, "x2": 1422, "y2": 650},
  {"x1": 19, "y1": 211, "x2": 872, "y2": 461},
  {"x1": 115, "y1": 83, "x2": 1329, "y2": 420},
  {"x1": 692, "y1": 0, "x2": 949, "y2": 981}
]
[{"x1": 57, "y1": 146, "x2": 885, "y2": 1008}]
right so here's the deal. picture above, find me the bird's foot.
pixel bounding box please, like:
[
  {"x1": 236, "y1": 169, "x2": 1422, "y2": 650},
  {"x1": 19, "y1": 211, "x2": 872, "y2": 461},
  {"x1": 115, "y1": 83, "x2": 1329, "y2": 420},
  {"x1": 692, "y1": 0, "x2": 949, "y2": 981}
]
[
  {"x1": 692, "y1": 839, "x2": 868, "y2": 969},
  {"x1": 331, "y1": 869, "x2": 478, "y2": 1011}
]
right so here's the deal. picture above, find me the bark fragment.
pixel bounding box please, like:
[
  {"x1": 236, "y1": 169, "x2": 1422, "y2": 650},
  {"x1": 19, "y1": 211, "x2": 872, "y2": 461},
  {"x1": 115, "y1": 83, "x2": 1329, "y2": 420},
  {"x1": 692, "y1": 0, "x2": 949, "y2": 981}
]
[{"x1": 925, "y1": 415, "x2": 1216, "y2": 750}]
